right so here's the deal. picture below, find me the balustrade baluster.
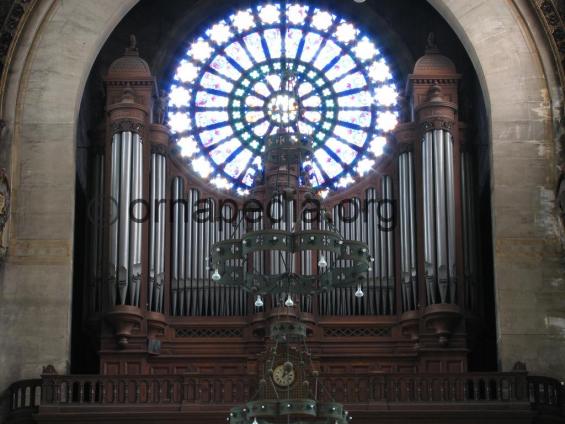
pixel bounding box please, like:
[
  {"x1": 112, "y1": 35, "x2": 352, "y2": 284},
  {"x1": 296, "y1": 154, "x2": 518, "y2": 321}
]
[
  {"x1": 124, "y1": 381, "x2": 129, "y2": 403},
  {"x1": 485, "y1": 379, "x2": 491, "y2": 400}
]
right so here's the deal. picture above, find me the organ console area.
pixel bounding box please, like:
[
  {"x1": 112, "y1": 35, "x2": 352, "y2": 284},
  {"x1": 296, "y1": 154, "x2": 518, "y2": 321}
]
[{"x1": 82, "y1": 38, "x2": 484, "y2": 378}]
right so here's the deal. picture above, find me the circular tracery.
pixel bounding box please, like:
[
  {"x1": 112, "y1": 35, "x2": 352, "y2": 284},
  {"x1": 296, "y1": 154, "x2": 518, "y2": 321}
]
[{"x1": 167, "y1": 2, "x2": 399, "y2": 194}]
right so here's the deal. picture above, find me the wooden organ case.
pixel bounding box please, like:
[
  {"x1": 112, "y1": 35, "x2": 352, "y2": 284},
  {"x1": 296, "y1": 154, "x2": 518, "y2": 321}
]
[{"x1": 85, "y1": 38, "x2": 485, "y2": 398}]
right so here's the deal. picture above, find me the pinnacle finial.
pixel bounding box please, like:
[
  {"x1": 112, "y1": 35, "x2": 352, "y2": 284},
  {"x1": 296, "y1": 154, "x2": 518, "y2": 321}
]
[
  {"x1": 125, "y1": 34, "x2": 138, "y2": 55},
  {"x1": 425, "y1": 32, "x2": 439, "y2": 54}
]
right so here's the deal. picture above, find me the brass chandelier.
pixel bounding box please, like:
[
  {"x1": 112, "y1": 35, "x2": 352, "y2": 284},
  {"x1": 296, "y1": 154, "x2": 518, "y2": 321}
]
[{"x1": 209, "y1": 68, "x2": 370, "y2": 424}]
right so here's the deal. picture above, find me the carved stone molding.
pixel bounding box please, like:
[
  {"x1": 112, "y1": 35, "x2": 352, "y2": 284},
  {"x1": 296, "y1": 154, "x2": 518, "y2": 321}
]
[
  {"x1": 0, "y1": 166, "x2": 11, "y2": 259},
  {"x1": 531, "y1": 0, "x2": 565, "y2": 90},
  {"x1": 111, "y1": 119, "x2": 144, "y2": 135},
  {"x1": 0, "y1": 0, "x2": 36, "y2": 92}
]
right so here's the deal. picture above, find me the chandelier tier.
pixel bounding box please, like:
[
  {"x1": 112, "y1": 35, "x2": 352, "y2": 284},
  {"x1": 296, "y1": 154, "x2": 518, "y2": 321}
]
[
  {"x1": 209, "y1": 130, "x2": 373, "y2": 298},
  {"x1": 209, "y1": 65, "x2": 374, "y2": 300}
]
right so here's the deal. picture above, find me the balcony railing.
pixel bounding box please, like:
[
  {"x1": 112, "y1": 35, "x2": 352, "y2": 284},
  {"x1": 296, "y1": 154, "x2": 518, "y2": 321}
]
[{"x1": 7, "y1": 372, "x2": 564, "y2": 420}]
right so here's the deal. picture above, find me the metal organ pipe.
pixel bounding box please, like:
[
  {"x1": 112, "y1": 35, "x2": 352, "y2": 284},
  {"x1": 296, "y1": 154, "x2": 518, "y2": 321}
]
[
  {"x1": 149, "y1": 152, "x2": 166, "y2": 312},
  {"x1": 157, "y1": 155, "x2": 166, "y2": 312},
  {"x1": 399, "y1": 154, "x2": 409, "y2": 311},
  {"x1": 366, "y1": 188, "x2": 380, "y2": 315},
  {"x1": 445, "y1": 131, "x2": 457, "y2": 303},
  {"x1": 423, "y1": 131, "x2": 436, "y2": 304},
  {"x1": 399, "y1": 152, "x2": 417, "y2": 311},
  {"x1": 358, "y1": 197, "x2": 367, "y2": 314},
  {"x1": 178, "y1": 182, "x2": 186, "y2": 316},
  {"x1": 407, "y1": 151, "x2": 417, "y2": 307},
  {"x1": 109, "y1": 133, "x2": 120, "y2": 306},
  {"x1": 118, "y1": 131, "x2": 132, "y2": 305},
  {"x1": 399, "y1": 155, "x2": 407, "y2": 310},
  {"x1": 153, "y1": 155, "x2": 160, "y2": 312},
  {"x1": 433, "y1": 129, "x2": 448, "y2": 303},
  {"x1": 208, "y1": 199, "x2": 216, "y2": 316},
  {"x1": 383, "y1": 176, "x2": 394, "y2": 314},
  {"x1": 185, "y1": 189, "x2": 195, "y2": 315},
  {"x1": 171, "y1": 177, "x2": 182, "y2": 315},
  {"x1": 129, "y1": 133, "x2": 142, "y2": 307},
  {"x1": 149, "y1": 153, "x2": 156, "y2": 310}
]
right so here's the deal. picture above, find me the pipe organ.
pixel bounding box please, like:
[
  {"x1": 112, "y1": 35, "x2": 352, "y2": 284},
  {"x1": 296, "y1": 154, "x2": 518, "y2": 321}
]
[{"x1": 87, "y1": 40, "x2": 484, "y2": 377}]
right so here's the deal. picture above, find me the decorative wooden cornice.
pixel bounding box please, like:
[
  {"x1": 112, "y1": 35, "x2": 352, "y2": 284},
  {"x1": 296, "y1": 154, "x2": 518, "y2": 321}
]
[
  {"x1": 150, "y1": 143, "x2": 168, "y2": 156},
  {"x1": 110, "y1": 119, "x2": 144, "y2": 135}
]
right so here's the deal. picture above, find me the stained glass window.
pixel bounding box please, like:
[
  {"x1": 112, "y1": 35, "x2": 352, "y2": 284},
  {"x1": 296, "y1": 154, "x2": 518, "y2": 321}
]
[{"x1": 168, "y1": 2, "x2": 398, "y2": 194}]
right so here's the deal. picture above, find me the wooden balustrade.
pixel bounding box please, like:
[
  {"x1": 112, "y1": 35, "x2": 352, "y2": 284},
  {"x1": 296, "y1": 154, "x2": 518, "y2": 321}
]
[
  {"x1": 8, "y1": 379, "x2": 42, "y2": 412},
  {"x1": 528, "y1": 375, "x2": 564, "y2": 416},
  {"x1": 8, "y1": 372, "x2": 563, "y2": 420}
]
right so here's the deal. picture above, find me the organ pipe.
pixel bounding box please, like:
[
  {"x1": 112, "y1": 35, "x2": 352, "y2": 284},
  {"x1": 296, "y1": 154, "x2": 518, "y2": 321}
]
[
  {"x1": 445, "y1": 132, "x2": 457, "y2": 303},
  {"x1": 118, "y1": 131, "x2": 132, "y2": 305},
  {"x1": 423, "y1": 131, "x2": 436, "y2": 304},
  {"x1": 382, "y1": 176, "x2": 394, "y2": 314},
  {"x1": 171, "y1": 177, "x2": 185, "y2": 315},
  {"x1": 129, "y1": 133, "x2": 142, "y2": 307},
  {"x1": 399, "y1": 152, "x2": 417, "y2": 311},
  {"x1": 149, "y1": 152, "x2": 166, "y2": 312},
  {"x1": 407, "y1": 151, "x2": 417, "y2": 306},
  {"x1": 108, "y1": 133, "x2": 120, "y2": 306},
  {"x1": 178, "y1": 182, "x2": 186, "y2": 316}
]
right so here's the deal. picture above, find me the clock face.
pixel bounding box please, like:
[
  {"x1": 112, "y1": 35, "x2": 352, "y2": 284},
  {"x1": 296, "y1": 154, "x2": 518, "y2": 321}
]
[{"x1": 272, "y1": 364, "x2": 296, "y2": 387}]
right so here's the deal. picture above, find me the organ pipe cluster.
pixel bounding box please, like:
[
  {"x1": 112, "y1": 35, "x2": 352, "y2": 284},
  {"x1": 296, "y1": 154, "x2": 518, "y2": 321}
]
[
  {"x1": 170, "y1": 187, "x2": 248, "y2": 317},
  {"x1": 422, "y1": 128, "x2": 457, "y2": 305},
  {"x1": 108, "y1": 130, "x2": 143, "y2": 307}
]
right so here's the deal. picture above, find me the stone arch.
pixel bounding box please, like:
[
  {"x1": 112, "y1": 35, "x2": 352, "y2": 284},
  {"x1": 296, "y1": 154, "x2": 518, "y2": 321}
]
[
  {"x1": 428, "y1": 0, "x2": 564, "y2": 378},
  {"x1": 0, "y1": 1, "x2": 562, "y2": 408}
]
